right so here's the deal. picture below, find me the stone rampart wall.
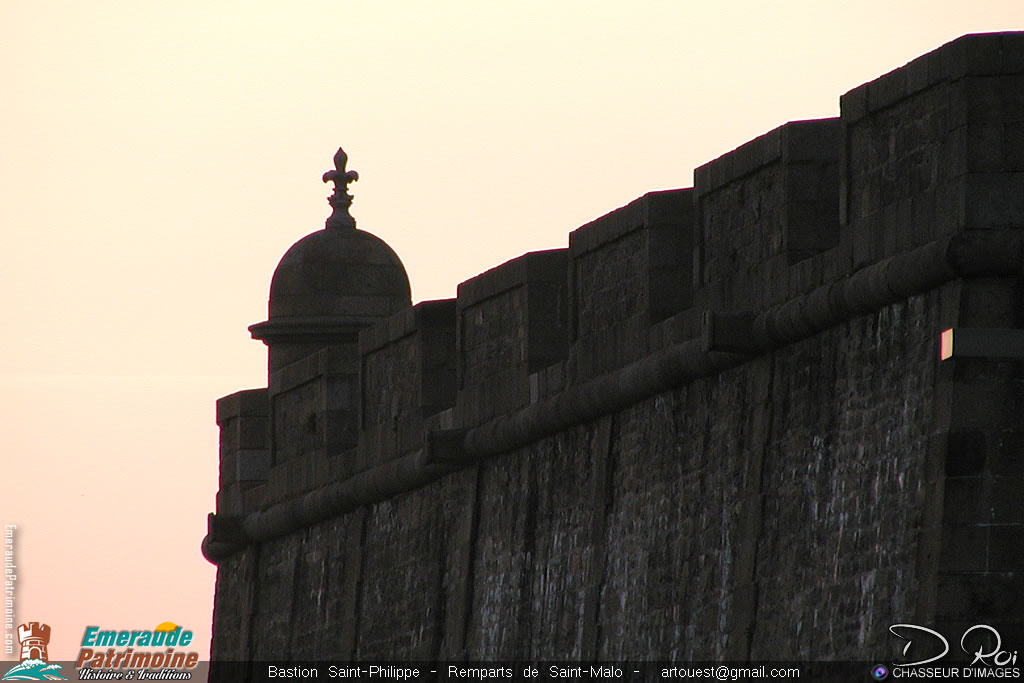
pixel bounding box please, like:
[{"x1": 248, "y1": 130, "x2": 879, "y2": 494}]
[{"x1": 205, "y1": 32, "x2": 1024, "y2": 662}]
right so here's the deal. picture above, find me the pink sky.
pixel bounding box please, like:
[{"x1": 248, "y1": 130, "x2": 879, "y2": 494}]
[{"x1": 3, "y1": 0, "x2": 1023, "y2": 661}]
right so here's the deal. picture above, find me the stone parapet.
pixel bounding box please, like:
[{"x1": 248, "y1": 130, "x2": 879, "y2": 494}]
[
  {"x1": 455, "y1": 249, "x2": 569, "y2": 424},
  {"x1": 693, "y1": 118, "x2": 841, "y2": 313},
  {"x1": 215, "y1": 388, "x2": 269, "y2": 516},
  {"x1": 261, "y1": 345, "x2": 359, "y2": 504},
  {"x1": 357, "y1": 299, "x2": 457, "y2": 470},
  {"x1": 210, "y1": 31, "x2": 1024, "y2": 520},
  {"x1": 840, "y1": 32, "x2": 1024, "y2": 270},
  {"x1": 568, "y1": 189, "x2": 693, "y2": 381}
]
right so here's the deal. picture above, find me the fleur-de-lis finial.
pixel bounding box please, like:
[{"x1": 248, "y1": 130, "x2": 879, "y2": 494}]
[{"x1": 322, "y1": 147, "x2": 359, "y2": 229}]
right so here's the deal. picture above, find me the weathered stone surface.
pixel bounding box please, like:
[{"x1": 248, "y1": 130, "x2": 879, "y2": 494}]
[
  {"x1": 215, "y1": 389, "x2": 269, "y2": 515},
  {"x1": 750, "y1": 292, "x2": 944, "y2": 660},
  {"x1": 456, "y1": 249, "x2": 568, "y2": 424},
  {"x1": 358, "y1": 300, "x2": 457, "y2": 471},
  {"x1": 569, "y1": 190, "x2": 693, "y2": 380},
  {"x1": 693, "y1": 119, "x2": 842, "y2": 321},
  {"x1": 208, "y1": 32, "x2": 1024, "y2": 664}
]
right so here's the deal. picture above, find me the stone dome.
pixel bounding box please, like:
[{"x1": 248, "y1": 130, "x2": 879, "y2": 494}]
[
  {"x1": 267, "y1": 227, "x2": 411, "y2": 320},
  {"x1": 248, "y1": 148, "x2": 412, "y2": 367}
]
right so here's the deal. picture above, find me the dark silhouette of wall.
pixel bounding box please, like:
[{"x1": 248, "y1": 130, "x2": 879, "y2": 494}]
[{"x1": 203, "y1": 32, "x2": 1024, "y2": 664}]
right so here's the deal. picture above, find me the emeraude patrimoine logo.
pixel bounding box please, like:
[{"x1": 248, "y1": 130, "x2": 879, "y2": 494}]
[
  {"x1": 1, "y1": 621, "x2": 65, "y2": 681},
  {"x1": 76, "y1": 622, "x2": 199, "y2": 670}
]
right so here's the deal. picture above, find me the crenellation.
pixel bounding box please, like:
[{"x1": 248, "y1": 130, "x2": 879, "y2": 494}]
[
  {"x1": 569, "y1": 189, "x2": 692, "y2": 381},
  {"x1": 262, "y1": 345, "x2": 361, "y2": 503},
  {"x1": 841, "y1": 33, "x2": 1024, "y2": 282},
  {"x1": 215, "y1": 388, "x2": 269, "y2": 516},
  {"x1": 205, "y1": 32, "x2": 1024, "y2": 664},
  {"x1": 694, "y1": 118, "x2": 841, "y2": 319},
  {"x1": 456, "y1": 249, "x2": 568, "y2": 424},
  {"x1": 358, "y1": 299, "x2": 457, "y2": 469}
]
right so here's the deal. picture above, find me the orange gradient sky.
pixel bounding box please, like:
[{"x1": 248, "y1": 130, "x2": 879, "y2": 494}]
[{"x1": 3, "y1": 0, "x2": 1023, "y2": 661}]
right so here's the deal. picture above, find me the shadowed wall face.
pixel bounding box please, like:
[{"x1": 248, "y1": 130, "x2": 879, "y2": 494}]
[
  {"x1": 212, "y1": 288, "x2": 950, "y2": 661},
  {"x1": 207, "y1": 32, "x2": 1024, "y2": 662}
]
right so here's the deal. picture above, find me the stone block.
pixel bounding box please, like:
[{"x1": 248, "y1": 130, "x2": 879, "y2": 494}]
[
  {"x1": 965, "y1": 172, "x2": 1024, "y2": 227},
  {"x1": 216, "y1": 389, "x2": 269, "y2": 502},
  {"x1": 236, "y1": 449, "x2": 270, "y2": 483},
  {"x1": 939, "y1": 525, "x2": 989, "y2": 572},
  {"x1": 262, "y1": 345, "x2": 361, "y2": 498},
  {"x1": 988, "y1": 525, "x2": 1024, "y2": 571},
  {"x1": 568, "y1": 190, "x2": 693, "y2": 380},
  {"x1": 992, "y1": 476, "x2": 1024, "y2": 523},
  {"x1": 941, "y1": 476, "x2": 988, "y2": 524},
  {"x1": 215, "y1": 485, "x2": 241, "y2": 516},
  {"x1": 945, "y1": 430, "x2": 988, "y2": 477},
  {"x1": 786, "y1": 253, "x2": 825, "y2": 299},
  {"x1": 456, "y1": 249, "x2": 568, "y2": 422},
  {"x1": 965, "y1": 75, "x2": 1024, "y2": 125},
  {"x1": 701, "y1": 311, "x2": 758, "y2": 354},
  {"x1": 237, "y1": 418, "x2": 268, "y2": 449},
  {"x1": 967, "y1": 123, "x2": 1008, "y2": 173},
  {"x1": 936, "y1": 572, "x2": 1024, "y2": 620},
  {"x1": 842, "y1": 36, "x2": 1024, "y2": 251},
  {"x1": 216, "y1": 388, "x2": 269, "y2": 424},
  {"x1": 992, "y1": 431, "x2": 1024, "y2": 476},
  {"x1": 962, "y1": 32, "x2": 1009, "y2": 76},
  {"x1": 695, "y1": 119, "x2": 840, "y2": 300},
  {"x1": 839, "y1": 87, "x2": 868, "y2": 123},
  {"x1": 358, "y1": 299, "x2": 457, "y2": 467},
  {"x1": 867, "y1": 65, "x2": 908, "y2": 113},
  {"x1": 904, "y1": 50, "x2": 932, "y2": 95}
]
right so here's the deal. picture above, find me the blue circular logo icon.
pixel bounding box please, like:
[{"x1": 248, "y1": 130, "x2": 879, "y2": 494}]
[{"x1": 872, "y1": 664, "x2": 889, "y2": 680}]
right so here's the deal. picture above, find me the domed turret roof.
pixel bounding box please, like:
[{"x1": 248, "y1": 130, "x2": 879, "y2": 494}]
[
  {"x1": 268, "y1": 227, "x2": 410, "y2": 319},
  {"x1": 249, "y1": 148, "x2": 411, "y2": 347}
]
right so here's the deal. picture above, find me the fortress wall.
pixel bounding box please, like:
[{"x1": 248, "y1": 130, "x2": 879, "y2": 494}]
[
  {"x1": 211, "y1": 286, "x2": 957, "y2": 661},
  {"x1": 748, "y1": 288, "x2": 949, "y2": 659},
  {"x1": 207, "y1": 32, "x2": 1024, "y2": 662},
  {"x1": 932, "y1": 275, "x2": 1024, "y2": 644},
  {"x1": 459, "y1": 289, "x2": 951, "y2": 661},
  {"x1": 209, "y1": 547, "x2": 256, "y2": 661}
]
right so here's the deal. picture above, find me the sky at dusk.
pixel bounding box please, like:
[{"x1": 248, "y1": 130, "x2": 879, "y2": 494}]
[{"x1": 3, "y1": 0, "x2": 1023, "y2": 661}]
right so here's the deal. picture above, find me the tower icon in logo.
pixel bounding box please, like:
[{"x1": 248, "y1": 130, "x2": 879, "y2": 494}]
[
  {"x1": 1, "y1": 622, "x2": 65, "y2": 680},
  {"x1": 17, "y1": 623, "x2": 49, "y2": 662}
]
